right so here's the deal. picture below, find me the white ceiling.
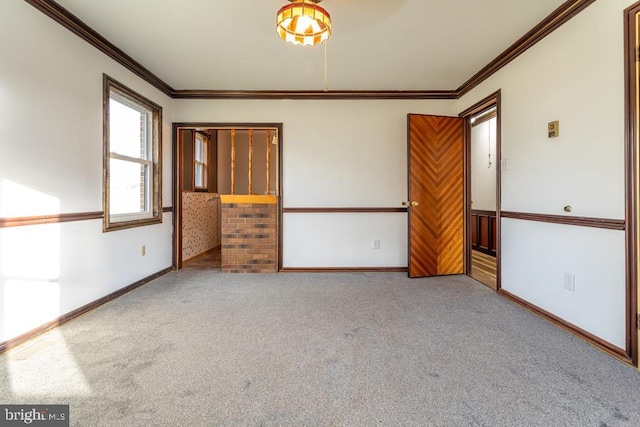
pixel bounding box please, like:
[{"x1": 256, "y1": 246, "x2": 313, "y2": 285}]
[{"x1": 52, "y1": 0, "x2": 567, "y2": 91}]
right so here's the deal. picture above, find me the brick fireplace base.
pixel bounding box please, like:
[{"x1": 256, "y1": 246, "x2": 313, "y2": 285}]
[{"x1": 220, "y1": 195, "x2": 277, "y2": 273}]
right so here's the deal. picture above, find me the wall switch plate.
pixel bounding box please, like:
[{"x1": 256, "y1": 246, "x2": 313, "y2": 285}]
[
  {"x1": 141, "y1": 245, "x2": 146, "y2": 256},
  {"x1": 501, "y1": 157, "x2": 509, "y2": 171},
  {"x1": 372, "y1": 239, "x2": 380, "y2": 250},
  {"x1": 564, "y1": 272, "x2": 575, "y2": 291},
  {"x1": 548, "y1": 121, "x2": 560, "y2": 138}
]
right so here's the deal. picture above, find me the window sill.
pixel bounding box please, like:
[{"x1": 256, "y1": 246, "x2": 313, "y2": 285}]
[{"x1": 103, "y1": 215, "x2": 162, "y2": 232}]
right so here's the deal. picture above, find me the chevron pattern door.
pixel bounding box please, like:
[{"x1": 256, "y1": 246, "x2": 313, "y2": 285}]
[{"x1": 407, "y1": 114, "x2": 464, "y2": 278}]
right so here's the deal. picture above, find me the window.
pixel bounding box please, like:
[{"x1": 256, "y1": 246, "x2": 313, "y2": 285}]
[
  {"x1": 103, "y1": 75, "x2": 162, "y2": 231},
  {"x1": 194, "y1": 132, "x2": 209, "y2": 190}
]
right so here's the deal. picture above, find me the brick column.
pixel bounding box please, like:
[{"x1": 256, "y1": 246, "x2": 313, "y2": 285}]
[{"x1": 220, "y1": 195, "x2": 277, "y2": 273}]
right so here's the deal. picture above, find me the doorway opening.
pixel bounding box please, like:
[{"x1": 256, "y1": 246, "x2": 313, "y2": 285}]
[
  {"x1": 173, "y1": 123, "x2": 282, "y2": 272},
  {"x1": 460, "y1": 92, "x2": 501, "y2": 290}
]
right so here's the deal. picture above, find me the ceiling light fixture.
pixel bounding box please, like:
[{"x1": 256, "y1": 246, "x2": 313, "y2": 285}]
[{"x1": 276, "y1": 0, "x2": 331, "y2": 46}]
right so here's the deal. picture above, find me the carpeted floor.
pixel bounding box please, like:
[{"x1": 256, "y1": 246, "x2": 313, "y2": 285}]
[{"x1": 1, "y1": 272, "x2": 639, "y2": 426}]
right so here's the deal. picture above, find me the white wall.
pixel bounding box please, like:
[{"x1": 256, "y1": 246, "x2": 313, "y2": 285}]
[
  {"x1": 0, "y1": 1, "x2": 174, "y2": 342},
  {"x1": 471, "y1": 117, "x2": 497, "y2": 211},
  {"x1": 174, "y1": 99, "x2": 457, "y2": 268},
  {"x1": 457, "y1": 0, "x2": 635, "y2": 349},
  {"x1": 501, "y1": 219, "x2": 626, "y2": 346},
  {"x1": 283, "y1": 213, "x2": 408, "y2": 268}
]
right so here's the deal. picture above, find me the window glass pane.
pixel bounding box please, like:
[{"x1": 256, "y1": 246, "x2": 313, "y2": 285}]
[
  {"x1": 195, "y1": 164, "x2": 203, "y2": 188},
  {"x1": 140, "y1": 113, "x2": 151, "y2": 160},
  {"x1": 110, "y1": 98, "x2": 148, "y2": 159},
  {"x1": 202, "y1": 139, "x2": 208, "y2": 163},
  {"x1": 195, "y1": 138, "x2": 203, "y2": 161},
  {"x1": 109, "y1": 158, "x2": 148, "y2": 215},
  {"x1": 194, "y1": 134, "x2": 208, "y2": 189}
]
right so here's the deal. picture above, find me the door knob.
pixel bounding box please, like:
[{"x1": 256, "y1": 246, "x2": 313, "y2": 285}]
[
  {"x1": 411, "y1": 201, "x2": 419, "y2": 207},
  {"x1": 402, "y1": 201, "x2": 420, "y2": 207}
]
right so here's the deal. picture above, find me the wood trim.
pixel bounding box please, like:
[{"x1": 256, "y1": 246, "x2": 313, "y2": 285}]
[
  {"x1": 0, "y1": 211, "x2": 103, "y2": 228},
  {"x1": 220, "y1": 195, "x2": 277, "y2": 205},
  {"x1": 470, "y1": 110, "x2": 497, "y2": 128},
  {"x1": 457, "y1": 0, "x2": 597, "y2": 97},
  {"x1": 278, "y1": 126, "x2": 284, "y2": 272},
  {"x1": 280, "y1": 267, "x2": 408, "y2": 273},
  {"x1": 0, "y1": 267, "x2": 172, "y2": 355},
  {"x1": 172, "y1": 123, "x2": 284, "y2": 271},
  {"x1": 624, "y1": 1, "x2": 640, "y2": 367},
  {"x1": 23, "y1": 0, "x2": 174, "y2": 97},
  {"x1": 498, "y1": 289, "x2": 633, "y2": 365},
  {"x1": 26, "y1": 1, "x2": 594, "y2": 101},
  {"x1": 501, "y1": 211, "x2": 626, "y2": 231},
  {"x1": 172, "y1": 90, "x2": 458, "y2": 100},
  {"x1": 162, "y1": 206, "x2": 173, "y2": 213},
  {"x1": 173, "y1": 123, "x2": 284, "y2": 131},
  {"x1": 459, "y1": 91, "x2": 502, "y2": 118},
  {"x1": 103, "y1": 75, "x2": 163, "y2": 233},
  {"x1": 471, "y1": 209, "x2": 496, "y2": 216},
  {"x1": 460, "y1": 91, "x2": 501, "y2": 289},
  {"x1": 173, "y1": 124, "x2": 183, "y2": 269},
  {"x1": 283, "y1": 207, "x2": 407, "y2": 214},
  {"x1": 496, "y1": 92, "x2": 502, "y2": 290}
]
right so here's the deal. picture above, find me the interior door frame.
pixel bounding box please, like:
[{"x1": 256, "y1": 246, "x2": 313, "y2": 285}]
[
  {"x1": 459, "y1": 91, "x2": 502, "y2": 289},
  {"x1": 624, "y1": 2, "x2": 640, "y2": 367},
  {"x1": 172, "y1": 122, "x2": 284, "y2": 270}
]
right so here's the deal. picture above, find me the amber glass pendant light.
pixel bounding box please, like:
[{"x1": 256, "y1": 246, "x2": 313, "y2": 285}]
[{"x1": 276, "y1": 0, "x2": 331, "y2": 46}]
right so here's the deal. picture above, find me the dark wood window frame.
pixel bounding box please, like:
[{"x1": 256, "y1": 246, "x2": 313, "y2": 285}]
[
  {"x1": 103, "y1": 74, "x2": 162, "y2": 232},
  {"x1": 193, "y1": 131, "x2": 210, "y2": 191}
]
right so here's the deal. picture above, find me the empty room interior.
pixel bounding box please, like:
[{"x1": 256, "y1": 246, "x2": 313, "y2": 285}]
[{"x1": 2, "y1": 0, "x2": 640, "y2": 424}]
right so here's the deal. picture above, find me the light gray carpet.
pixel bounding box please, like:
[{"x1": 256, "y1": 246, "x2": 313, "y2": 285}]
[{"x1": 1, "y1": 272, "x2": 639, "y2": 426}]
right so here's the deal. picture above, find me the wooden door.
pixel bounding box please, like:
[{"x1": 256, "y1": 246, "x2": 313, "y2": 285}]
[{"x1": 407, "y1": 114, "x2": 464, "y2": 278}]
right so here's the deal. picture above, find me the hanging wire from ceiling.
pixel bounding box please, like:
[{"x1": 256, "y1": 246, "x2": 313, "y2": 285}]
[
  {"x1": 324, "y1": 41, "x2": 328, "y2": 92},
  {"x1": 487, "y1": 119, "x2": 493, "y2": 169}
]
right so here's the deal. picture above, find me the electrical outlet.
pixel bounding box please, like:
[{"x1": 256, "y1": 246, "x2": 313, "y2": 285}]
[
  {"x1": 564, "y1": 272, "x2": 575, "y2": 292},
  {"x1": 141, "y1": 245, "x2": 146, "y2": 256},
  {"x1": 372, "y1": 239, "x2": 380, "y2": 250}
]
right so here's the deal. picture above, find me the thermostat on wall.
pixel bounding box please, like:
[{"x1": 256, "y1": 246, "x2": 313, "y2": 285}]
[{"x1": 548, "y1": 121, "x2": 559, "y2": 138}]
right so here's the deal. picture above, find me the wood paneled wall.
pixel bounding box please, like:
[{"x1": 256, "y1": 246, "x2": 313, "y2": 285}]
[{"x1": 471, "y1": 210, "x2": 496, "y2": 256}]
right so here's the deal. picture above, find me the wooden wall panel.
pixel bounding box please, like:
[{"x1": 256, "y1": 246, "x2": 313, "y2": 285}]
[
  {"x1": 181, "y1": 129, "x2": 194, "y2": 191},
  {"x1": 471, "y1": 209, "x2": 496, "y2": 256}
]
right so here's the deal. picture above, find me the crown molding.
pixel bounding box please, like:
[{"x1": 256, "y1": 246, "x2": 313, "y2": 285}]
[
  {"x1": 23, "y1": 0, "x2": 175, "y2": 97},
  {"x1": 456, "y1": 0, "x2": 596, "y2": 97},
  {"x1": 172, "y1": 90, "x2": 457, "y2": 100},
  {"x1": 25, "y1": 0, "x2": 594, "y2": 101}
]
